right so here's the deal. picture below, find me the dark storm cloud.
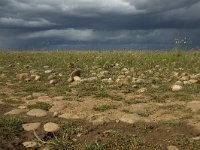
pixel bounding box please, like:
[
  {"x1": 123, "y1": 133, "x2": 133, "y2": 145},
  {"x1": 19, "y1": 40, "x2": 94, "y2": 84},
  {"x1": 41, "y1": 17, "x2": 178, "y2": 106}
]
[{"x1": 0, "y1": 0, "x2": 200, "y2": 50}]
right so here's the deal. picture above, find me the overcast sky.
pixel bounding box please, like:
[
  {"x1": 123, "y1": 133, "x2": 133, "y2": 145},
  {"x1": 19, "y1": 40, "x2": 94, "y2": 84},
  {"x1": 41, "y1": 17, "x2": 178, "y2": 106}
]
[{"x1": 0, "y1": 0, "x2": 200, "y2": 50}]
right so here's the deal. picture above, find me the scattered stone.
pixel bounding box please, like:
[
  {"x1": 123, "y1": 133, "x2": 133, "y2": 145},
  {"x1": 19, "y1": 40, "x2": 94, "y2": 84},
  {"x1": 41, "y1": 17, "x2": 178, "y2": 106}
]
[
  {"x1": 167, "y1": 145, "x2": 179, "y2": 150},
  {"x1": 102, "y1": 78, "x2": 113, "y2": 84},
  {"x1": 87, "y1": 114, "x2": 110, "y2": 126},
  {"x1": 119, "y1": 114, "x2": 140, "y2": 124},
  {"x1": 16, "y1": 73, "x2": 29, "y2": 80},
  {"x1": 25, "y1": 77, "x2": 31, "y2": 82},
  {"x1": 43, "y1": 66, "x2": 49, "y2": 68},
  {"x1": 172, "y1": 85, "x2": 183, "y2": 91},
  {"x1": 174, "y1": 81, "x2": 182, "y2": 85},
  {"x1": 45, "y1": 70, "x2": 53, "y2": 74},
  {"x1": 30, "y1": 69, "x2": 38, "y2": 74},
  {"x1": 179, "y1": 76, "x2": 189, "y2": 81},
  {"x1": 50, "y1": 79, "x2": 57, "y2": 85},
  {"x1": 137, "y1": 87, "x2": 147, "y2": 93},
  {"x1": 48, "y1": 74, "x2": 56, "y2": 80},
  {"x1": 22, "y1": 141, "x2": 38, "y2": 148},
  {"x1": 186, "y1": 101, "x2": 200, "y2": 112},
  {"x1": 27, "y1": 109, "x2": 47, "y2": 117},
  {"x1": 4, "y1": 109, "x2": 27, "y2": 115},
  {"x1": 53, "y1": 96, "x2": 65, "y2": 100},
  {"x1": 80, "y1": 77, "x2": 97, "y2": 83},
  {"x1": 49, "y1": 103, "x2": 67, "y2": 112},
  {"x1": 32, "y1": 92, "x2": 47, "y2": 97},
  {"x1": 22, "y1": 123, "x2": 41, "y2": 131},
  {"x1": 31, "y1": 75, "x2": 41, "y2": 81},
  {"x1": 68, "y1": 69, "x2": 81, "y2": 82},
  {"x1": 192, "y1": 137, "x2": 200, "y2": 140},
  {"x1": 24, "y1": 65, "x2": 31, "y2": 68},
  {"x1": 74, "y1": 76, "x2": 81, "y2": 81},
  {"x1": 183, "y1": 81, "x2": 190, "y2": 85},
  {"x1": 58, "y1": 113, "x2": 81, "y2": 120},
  {"x1": 98, "y1": 71, "x2": 110, "y2": 79},
  {"x1": 44, "y1": 122, "x2": 60, "y2": 132},
  {"x1": 189, "y1": 79, "x2": 199, "y2": 84}
]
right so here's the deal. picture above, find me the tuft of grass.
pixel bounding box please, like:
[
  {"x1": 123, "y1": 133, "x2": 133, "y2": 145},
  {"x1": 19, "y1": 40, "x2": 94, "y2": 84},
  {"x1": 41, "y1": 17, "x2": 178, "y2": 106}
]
[
  {"x1": 61, "y1": 122, "x2": 85, "y2": 135},
  {"x1": 93, "y1": 104, "x2": 118, "y2": 112},
  {"x1": 23, "y1": 84, "x2": 48, "y2": 93},
  {"x1": 27, "y1": 102, "x2": 52, "y2": 110},
  {"x1": 0, "y1": 116, "x2": 24, "y2": 140},
  {"x1": 124, "y1": 99, "x2": 146, "y2": 105},
  {"x1": 166, "y1": 119, "x2": 183, "y2": 126},
  {"x1": 136, "y1": 109, "x2": 152, "y2": 117},
  {"x1": 85, "y1": 139, "x2": 105, "y2": 150}
]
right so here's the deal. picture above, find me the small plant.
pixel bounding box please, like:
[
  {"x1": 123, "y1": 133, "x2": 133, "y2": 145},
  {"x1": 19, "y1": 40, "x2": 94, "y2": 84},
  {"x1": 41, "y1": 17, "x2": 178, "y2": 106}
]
[
  {"x1": 61, "y1": 122, "x2": 85, "y2": 136},
  {"x1": 93, "y1": 104, "x2": 118, "y2": 112},
  {"x1": 24, "y1": 84, "x2": 48, "y2": 93},
  {"x1": 85, "y1": 139, "x2": 106, "y2": 150},
  {"x1": 0, "y1": 116, "x2": 24, "y2": 140},
  {"x1": 136, "y1": 109, "x2": 152, "y2": 117},
  {"x1": 27, "y1": 102, "x2": 52, "y2": 110},
  {"x1": 124, "y1": 99, "x2": 146, "y2": 105},
  {"x1": 167, "y1": 119, "x2": 183, "y2": 126},
  {"x1": 121, "y1": 109, "x2": 132, "y2": 114}
]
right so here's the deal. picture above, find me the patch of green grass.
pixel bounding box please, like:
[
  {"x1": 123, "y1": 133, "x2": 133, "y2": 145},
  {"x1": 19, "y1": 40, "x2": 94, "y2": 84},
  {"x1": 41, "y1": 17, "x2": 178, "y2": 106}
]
[
  {"x1": 124, "y1": 99, "x2": 146, "y2": 105},
  {"x1": 27, "y1": 102, "x2": 52, "y2": 110},
  {"x1": 85, "y1": 139, "x2": 106, "y2": 150},
  {"x1": 121, "y1": 109, "x2": 132, "y2": 114},
  {"x1": 138, "y1": 123, "x2": 157, "y2": 132},
  {"x1": 23, "y1": 84, "x2": 48, "y2": 93},
  {"x1": 0, "y1": 116, "x2": 24, "y2": 140},
  {"x1": 61, "y1": 122, "x2": 85, "y2": 135},
  {"x1": 166, "y1": 119, "x2": 183, "y2": 126},
  {"x1": 136, "y1": 109, "x2": 152, "y2": 117},
  {"x1": 2, "y1": 98, "x2": 24, "y2": 105},
  {"x1": 93, "y1": 104, "x2": 118, "y2": 112},
  {"x1": 161, "y1": 104, "x2": 185, "y2": 111}
]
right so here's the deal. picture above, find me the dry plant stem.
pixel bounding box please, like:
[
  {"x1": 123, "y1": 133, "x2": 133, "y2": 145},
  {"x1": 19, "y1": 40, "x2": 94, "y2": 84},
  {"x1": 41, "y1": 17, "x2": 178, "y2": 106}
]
[{"x1": 33, "y1": 130, "x2": 56, "y2": 145}]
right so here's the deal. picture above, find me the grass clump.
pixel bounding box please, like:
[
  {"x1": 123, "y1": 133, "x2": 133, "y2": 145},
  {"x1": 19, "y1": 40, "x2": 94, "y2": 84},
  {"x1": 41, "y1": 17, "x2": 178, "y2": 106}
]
[
  {"x1": 136, "y1": 109, "x2": 152, "y2": 117},
  {"x1": 0, "y1": 116, "x2": 24, "y2": 140},
  {"x1": 167, "y1": 119, "x2": 183, "y2": 126},
  {"x1": 27, "y1": 102, "x2": 52, "y2": 110}
]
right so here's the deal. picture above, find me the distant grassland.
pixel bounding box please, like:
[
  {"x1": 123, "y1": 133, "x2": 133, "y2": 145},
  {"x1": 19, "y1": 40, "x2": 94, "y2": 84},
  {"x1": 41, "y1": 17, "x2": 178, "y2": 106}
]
[{"x1": 0, "y1": 50, "x2": 200, "y2": 73}]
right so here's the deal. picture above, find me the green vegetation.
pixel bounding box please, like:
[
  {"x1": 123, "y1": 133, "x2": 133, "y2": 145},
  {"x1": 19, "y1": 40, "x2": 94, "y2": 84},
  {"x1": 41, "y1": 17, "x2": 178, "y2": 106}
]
[
  {"x1": 136, "y1": 109, "x2": 152, "y2": 117},
  {"x1": 0, "y1": 116, "x2": 24, "y2": 140},
  {"x1": 27, "y1": 102, "x2": 52, "y2": 110}
]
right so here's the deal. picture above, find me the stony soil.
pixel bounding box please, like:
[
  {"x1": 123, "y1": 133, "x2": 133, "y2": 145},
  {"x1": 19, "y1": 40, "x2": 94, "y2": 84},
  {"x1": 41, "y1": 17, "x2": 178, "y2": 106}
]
[{"x1": 0, "y1": 51, "x2": 200, "y2": 150}]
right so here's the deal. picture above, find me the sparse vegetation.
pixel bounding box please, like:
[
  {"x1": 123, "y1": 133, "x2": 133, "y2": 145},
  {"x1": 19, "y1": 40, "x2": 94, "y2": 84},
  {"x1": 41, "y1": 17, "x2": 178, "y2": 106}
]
[
  {"x1": 0, "y1": 116, "x2": 24, "y2": 140},
  {"x1": 0, "y1": 51, "x2": 200, "y2": 149},
  {"x1": 93, "y1": 104, "x2": 118, "y2": 112},
  {"x1": 27, "y1": 102, "x2": 52, "y2": 111}
]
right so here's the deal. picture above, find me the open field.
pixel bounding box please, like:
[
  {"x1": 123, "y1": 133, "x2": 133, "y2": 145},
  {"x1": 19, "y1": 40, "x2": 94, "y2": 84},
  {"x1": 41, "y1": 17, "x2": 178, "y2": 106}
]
[{"x1": 0, "y1": 50, "x2": 200, "y2": 150}]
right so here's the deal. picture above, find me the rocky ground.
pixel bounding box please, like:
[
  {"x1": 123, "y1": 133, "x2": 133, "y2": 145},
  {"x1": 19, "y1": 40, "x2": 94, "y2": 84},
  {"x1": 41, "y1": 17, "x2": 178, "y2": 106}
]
[{"x1": 0, "y1": 51, "x2": 200, "y2": 150}]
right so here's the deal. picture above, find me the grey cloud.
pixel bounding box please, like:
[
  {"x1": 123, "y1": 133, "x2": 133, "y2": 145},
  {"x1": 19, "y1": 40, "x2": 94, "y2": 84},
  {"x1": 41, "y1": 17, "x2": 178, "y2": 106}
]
[{"x1": 0, "y1": 0, "x2": 200, "y2": 50}]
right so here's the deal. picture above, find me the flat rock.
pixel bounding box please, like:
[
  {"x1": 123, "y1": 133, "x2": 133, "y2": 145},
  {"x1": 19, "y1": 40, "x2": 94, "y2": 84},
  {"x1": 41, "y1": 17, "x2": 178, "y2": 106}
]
[
  {"x1": 87, "y1": 114, "x2": 110, "y2": 126},
  {"x1": 49, "y1": 104, "x2": 67, "y2": 112},
  {"x1": 4, "y1": 109, "x2": 27, "y2": 115},
  {"x1": 27, "y1": 109, "x2": 47, "y2": 117},
  {"x1": 186, "y1": 101, "x2": 200, "y2": 112},
  {"x1": 43, "y1": 122, "x2": 60, "y2": 132},
  {"x1": 22, "y1": 141, "x2": 38, "y2": 148},
  {"x1": 22, "y1": 123, "x2": 41, "y2": 131},
  {"x1": 172, "y1": 85, "x2": 183, "y2": 91},
  {"x1": 167, "y1": 145, "x2": 179, "y2": 150},
  {"x1": 119, "y1": 114, "x2": 141, "y2": 124},
  {"x1": 58, "y1": 113, "x2": 81, "y2": 120}
]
